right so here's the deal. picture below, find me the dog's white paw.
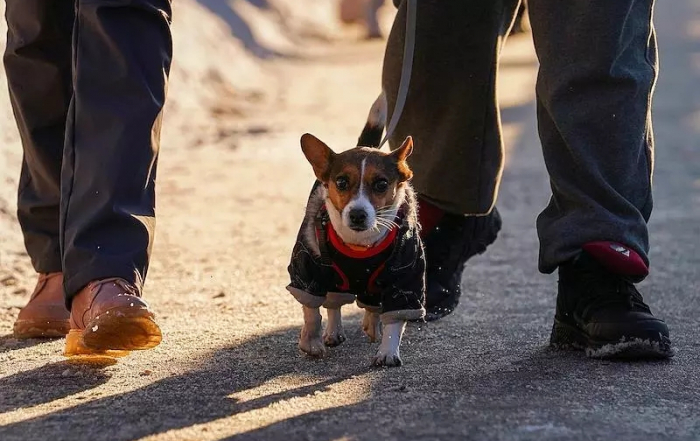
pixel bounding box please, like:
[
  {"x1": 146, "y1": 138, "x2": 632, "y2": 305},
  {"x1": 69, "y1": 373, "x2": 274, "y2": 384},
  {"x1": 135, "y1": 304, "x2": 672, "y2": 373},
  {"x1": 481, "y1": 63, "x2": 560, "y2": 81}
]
[
  {"x1": 362, "y1": 310, "x2": 381, "y2": 342},
  {"x1": 299, "y1": 306, "x2": 326, "y2": 357},
  {"x1": 323, "y1": 328, "x2": 346, "y2": 347},
  {"x1": 372, "y1": 321, "x2": 405, "y2": 367},
  {"x1": 299, "y1": 333, "x2": 327, "y2": 357},
  {"x1": 372, "y1": 349, "x2": 402, "y2": 367}
]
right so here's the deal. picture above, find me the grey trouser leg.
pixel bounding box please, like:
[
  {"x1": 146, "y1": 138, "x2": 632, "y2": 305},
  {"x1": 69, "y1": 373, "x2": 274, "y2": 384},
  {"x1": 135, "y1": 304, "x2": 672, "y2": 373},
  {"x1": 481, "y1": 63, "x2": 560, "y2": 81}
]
[
  {"x1": 383, "y1": 0, "x2": 656, "y2": 274},
  {"x1": 529, "y1": 0, "x2": 656, "y2": 273},
  {"x1": 4, "y1": 0, "x2": 173, "y2": 301},
  {"x1": 382, "y1": 0, "x2": 521, "y2": 215},
  {"x1": 4, "y1": 0, "x2": 75, "y2": 274}
]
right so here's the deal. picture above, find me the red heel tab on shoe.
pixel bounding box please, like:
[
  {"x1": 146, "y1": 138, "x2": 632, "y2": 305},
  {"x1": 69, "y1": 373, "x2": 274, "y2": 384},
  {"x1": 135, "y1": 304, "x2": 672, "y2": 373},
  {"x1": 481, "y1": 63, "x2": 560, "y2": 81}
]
[{"x1": 582, "y1": 242, "x2": 649, "y2": 277}]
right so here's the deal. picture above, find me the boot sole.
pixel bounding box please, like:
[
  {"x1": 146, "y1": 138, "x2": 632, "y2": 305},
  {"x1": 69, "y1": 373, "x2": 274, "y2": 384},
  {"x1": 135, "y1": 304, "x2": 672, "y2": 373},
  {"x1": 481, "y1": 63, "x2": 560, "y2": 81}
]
[
  {"x1": 550, "y1": 319, "x2": 675, "y2": 360},
  {"x1": 64, "y1": 311, "x2": 162, "y2": 357},
  {"x1": 13, "y1": 320, "x2": 70, "y2": 339},
  {"x1": 64, "y1": 329, "x2": 131, "y2": 358}
]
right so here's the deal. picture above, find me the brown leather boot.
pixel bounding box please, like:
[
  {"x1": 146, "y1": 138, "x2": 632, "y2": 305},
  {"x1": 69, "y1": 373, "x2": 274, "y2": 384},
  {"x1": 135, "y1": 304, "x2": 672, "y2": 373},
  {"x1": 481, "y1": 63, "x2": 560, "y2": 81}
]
[
  {"x1": 13, "y1": 272, "x2": 70, "y2": 339},
  {"x1": 64, "y1": 278, "x2": 162, "y2": 357}
]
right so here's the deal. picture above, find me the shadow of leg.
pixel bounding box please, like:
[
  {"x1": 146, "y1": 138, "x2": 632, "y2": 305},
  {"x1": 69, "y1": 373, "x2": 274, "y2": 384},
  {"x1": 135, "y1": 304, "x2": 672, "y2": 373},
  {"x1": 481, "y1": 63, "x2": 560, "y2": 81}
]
[{"x1": 0, "y1": 359, "x2": 114, "y2": 413}]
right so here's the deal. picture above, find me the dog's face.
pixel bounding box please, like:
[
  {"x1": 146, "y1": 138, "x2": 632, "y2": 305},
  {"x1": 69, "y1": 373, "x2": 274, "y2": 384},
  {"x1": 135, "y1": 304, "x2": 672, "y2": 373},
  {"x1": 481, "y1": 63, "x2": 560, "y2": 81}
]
[{"x1": 301, "y1": 133, "x2": 413, "y2": 233}]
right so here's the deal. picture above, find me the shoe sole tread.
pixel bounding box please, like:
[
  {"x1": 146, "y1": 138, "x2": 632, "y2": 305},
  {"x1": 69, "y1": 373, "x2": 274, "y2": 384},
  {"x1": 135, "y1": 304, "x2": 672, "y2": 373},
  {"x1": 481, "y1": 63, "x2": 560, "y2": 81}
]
[
  {"x1": 64, "y1": 310, "x2": 162, "y2": 357},
  {"x1": 550, "y1": 319, "x2": 674, "y2": 360}
]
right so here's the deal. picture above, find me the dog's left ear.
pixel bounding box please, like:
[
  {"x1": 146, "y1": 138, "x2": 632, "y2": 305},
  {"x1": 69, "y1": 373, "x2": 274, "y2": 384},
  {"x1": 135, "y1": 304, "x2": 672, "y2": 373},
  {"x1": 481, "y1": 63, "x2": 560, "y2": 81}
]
[
  {"x1": 391, "y1": 136, "x2": 414, "y2": 161},
  {"x1": 390, "y1": 136, "x2": 414, "y2": 182},
  {"x1": 301, "y1": 133, "x2": 335, "y2": 182}
]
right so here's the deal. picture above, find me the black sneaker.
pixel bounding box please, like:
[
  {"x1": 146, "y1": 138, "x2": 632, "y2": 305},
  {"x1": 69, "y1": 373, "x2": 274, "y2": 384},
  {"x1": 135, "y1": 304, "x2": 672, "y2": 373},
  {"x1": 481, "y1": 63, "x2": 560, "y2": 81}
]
[
  {"x1": 421, "y1": 208, "x2": 502, "y2": 321},
  {"x1": 550, "y1": 251, "x2": 674, "y2": 359}
]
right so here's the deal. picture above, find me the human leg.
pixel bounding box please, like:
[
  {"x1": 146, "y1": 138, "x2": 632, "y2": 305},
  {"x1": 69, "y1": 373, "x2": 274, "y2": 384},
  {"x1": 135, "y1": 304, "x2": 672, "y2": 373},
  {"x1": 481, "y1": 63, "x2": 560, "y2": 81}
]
[
  {"x1": 382, "y1": 0, "x2": 520, "y2": 319},
  {"x1": 4, "y1": 0, "x2": 74, "y2": 337},
  {"x1": 62, "y1": 0, "x2": 173, "y2": 354},
  {"x1": 529, "y1": 0, "x2": 671, "y2": 358}
]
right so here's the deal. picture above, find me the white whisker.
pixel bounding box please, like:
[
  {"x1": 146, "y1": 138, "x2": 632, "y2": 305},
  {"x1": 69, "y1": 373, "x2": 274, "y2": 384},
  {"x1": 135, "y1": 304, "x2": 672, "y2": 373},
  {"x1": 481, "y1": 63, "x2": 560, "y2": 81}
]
[{"x1": 377, "y1": 217, "x2": 399, "y2": 228}]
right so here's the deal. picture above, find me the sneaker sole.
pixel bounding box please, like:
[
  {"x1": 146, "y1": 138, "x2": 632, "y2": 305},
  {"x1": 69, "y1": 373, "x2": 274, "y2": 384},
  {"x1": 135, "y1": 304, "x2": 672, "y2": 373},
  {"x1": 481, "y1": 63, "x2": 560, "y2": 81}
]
[
  {"x1": 64, "y1": 311, "x2": 162, "y2": 357},
  {"x1": 13, "y1": 319, "x2": 70, "y2": 339},
  {"x1": 423, "y1": 300, "x2": 459, "y2": 322},
  {"x1": 550, "y1": 319, "x2": 674, "y2": 360}
]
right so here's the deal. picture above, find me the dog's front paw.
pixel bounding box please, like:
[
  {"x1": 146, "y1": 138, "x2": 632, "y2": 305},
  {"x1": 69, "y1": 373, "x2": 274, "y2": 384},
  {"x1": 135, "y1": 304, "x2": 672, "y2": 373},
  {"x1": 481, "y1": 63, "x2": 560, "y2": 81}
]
[
  {"x1": 299, "y1": 307, "x2": 326, "y2": 357},
  {"x1": 362, "y1": 310, "x2": 381, "y2": 342},
  {"x1": 299, "y1": 335, "x2": 327, "y2": 357},
  {"x1": 323, "y1": 328, "x2": 346, "y2": 347},
  {"x1": 372, "y1": 321, "x2": 405, "y2": 367},
  {"x1": 323, "y1": 307, "x2": 346, "y2": 347},
  {"x1": 372, "y1": 349, "x2": 402, "y2": 367}
]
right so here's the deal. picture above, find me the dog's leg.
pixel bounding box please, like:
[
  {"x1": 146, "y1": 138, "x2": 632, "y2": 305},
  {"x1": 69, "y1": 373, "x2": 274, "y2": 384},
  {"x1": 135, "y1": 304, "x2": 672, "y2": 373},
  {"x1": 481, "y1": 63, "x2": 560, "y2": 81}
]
[
  {"x1": 373, "y1": 321, "x2": 406, "y2": 367},
  {"x1": 322, "y1": 308, "x2": 346, "y2": 347},
  {"x1": 362, "y1": 310, "x2": 381, "y2": 342},
  {"x1": 299, "y1": 306, "x2": 326, "y2": 357}
]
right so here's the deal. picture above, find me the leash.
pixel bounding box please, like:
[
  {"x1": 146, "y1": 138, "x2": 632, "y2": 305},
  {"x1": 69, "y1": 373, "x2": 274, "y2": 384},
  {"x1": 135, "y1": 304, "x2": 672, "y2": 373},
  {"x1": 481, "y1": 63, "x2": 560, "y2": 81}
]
[{"x1": 378, "y1": 0, "x2": 417, "y2": 149}]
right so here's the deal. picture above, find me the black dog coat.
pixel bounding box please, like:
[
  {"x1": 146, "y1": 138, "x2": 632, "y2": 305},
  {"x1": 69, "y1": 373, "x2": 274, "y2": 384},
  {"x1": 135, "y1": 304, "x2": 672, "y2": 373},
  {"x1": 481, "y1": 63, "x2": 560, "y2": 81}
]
[{"x1": 287, "y1": 183, "x2": 426, "y2": 323}]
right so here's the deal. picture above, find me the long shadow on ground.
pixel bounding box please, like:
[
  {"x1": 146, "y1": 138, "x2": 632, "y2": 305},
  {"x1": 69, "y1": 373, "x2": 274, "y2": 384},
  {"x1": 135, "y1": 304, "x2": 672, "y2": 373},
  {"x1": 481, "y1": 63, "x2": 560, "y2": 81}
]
[
  {"x1": 1, "y1": 316, "x2": 690, "y2": 441},
  {"x1": 0, "y1": 324, "x2": 375, "y2": 440},
  {"x1": 0, "y1": 359, "x2": 115, "y2": 413}
]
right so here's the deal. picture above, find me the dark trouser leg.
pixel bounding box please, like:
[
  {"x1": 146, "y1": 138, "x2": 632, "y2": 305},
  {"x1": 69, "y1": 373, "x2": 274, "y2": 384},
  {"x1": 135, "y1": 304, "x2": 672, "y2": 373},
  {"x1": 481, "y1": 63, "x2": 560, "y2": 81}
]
[
  {"x1": 529, "y1": 0, "x2": 656, "y2": 274},
  {"x1": 382, "y1": 0, "x2": 521, "y2": 215},
  {"x1": 382, "y1": 1, "x2": 518, "y2": 321},
  {"x1": 4, "y1": 0, "x2": 74, "y2": 273},
  {"x1": 61, "y1": 0, "x2": 173, "y2": 302}
]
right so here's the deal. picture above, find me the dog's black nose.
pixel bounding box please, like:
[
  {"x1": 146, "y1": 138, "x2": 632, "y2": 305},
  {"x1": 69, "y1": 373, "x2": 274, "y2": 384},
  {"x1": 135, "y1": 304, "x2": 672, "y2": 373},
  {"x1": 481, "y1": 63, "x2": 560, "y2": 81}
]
[{"x1": 349, "y1": 209, "x2": 367, "y2": 227}]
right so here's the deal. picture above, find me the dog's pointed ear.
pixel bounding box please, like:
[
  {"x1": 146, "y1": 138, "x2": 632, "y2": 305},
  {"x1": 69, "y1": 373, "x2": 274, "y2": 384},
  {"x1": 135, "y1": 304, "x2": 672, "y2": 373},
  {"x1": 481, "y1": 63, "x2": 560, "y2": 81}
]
[
  {"x1": 391, "y1": 136, "x2": 414, "y2": 182},
  {"x1": 301, "y1": 133, "x2": 335, "y2": 182}
]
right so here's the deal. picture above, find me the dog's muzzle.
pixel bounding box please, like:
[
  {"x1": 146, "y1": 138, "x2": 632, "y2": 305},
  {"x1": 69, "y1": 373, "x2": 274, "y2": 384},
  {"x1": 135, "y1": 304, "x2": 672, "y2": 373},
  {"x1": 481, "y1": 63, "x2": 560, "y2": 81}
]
[{"x1": 349, "y1": 208, "x2": 368, "y2": 231}]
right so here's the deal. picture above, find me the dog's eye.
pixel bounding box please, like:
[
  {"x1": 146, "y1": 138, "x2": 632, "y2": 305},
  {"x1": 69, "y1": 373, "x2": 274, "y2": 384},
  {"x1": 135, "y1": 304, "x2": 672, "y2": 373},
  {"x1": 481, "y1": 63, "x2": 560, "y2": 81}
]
[
  {"x1": 335, "y1": 176, "x2": 349, "y2": 191},
  {"x1": 373, "y1": 179, "x2": 389, "y2": 193}
]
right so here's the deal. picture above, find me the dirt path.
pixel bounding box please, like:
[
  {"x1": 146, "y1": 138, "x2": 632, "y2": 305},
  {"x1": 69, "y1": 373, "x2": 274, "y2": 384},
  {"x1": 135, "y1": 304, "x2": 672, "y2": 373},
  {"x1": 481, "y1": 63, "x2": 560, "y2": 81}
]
[{"x1": 2, "y1": 1, "x2": 700, "y2": 440}]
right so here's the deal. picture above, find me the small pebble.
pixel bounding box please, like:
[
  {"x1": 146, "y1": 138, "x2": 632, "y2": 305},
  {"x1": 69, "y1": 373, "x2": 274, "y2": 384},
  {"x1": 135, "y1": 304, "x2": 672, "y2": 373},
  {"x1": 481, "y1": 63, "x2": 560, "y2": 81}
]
[
  {"x1": 1, "y1": 275, "x2": 17, "y2": 286},
  {"x1": 139, "y1": 370, "x2": 153, "y2": 376}
]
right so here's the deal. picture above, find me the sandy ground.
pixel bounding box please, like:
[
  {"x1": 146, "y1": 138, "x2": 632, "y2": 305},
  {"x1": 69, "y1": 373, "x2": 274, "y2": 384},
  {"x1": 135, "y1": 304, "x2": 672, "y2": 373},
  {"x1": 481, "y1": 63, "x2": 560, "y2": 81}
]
[{"x1": 1, "y1": 1, "x2": 700, "y2": 440}]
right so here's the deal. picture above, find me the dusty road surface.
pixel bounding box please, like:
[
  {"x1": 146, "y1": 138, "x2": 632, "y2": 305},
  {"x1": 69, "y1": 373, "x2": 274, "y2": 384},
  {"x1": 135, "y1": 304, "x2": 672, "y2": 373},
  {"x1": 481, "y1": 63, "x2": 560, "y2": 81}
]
[{"x1": 1, "y1": 1, "x2": 699, "y2": 440}]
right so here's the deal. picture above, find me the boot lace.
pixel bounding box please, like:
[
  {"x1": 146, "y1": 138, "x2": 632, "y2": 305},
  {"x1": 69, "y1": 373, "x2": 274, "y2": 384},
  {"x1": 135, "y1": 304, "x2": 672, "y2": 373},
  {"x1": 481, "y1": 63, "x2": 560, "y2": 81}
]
[{"x1": 574, "y1": 264, "x2": 649, "y2": 320}]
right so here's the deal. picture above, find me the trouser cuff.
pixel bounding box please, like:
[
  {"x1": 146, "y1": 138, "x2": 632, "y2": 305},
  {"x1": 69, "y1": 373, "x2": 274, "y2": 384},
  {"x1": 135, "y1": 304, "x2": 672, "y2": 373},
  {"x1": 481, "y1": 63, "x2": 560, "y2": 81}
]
[{"x1": 64, "y1": 263, "x2": 145, "y2": 308}]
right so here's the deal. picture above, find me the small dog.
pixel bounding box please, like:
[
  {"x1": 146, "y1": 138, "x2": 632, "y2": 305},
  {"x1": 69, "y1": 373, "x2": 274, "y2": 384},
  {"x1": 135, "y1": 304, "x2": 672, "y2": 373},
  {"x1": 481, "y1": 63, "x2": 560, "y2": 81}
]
[{"x1": 287, "y1": 121, "x2": 426, "y2": 366}]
